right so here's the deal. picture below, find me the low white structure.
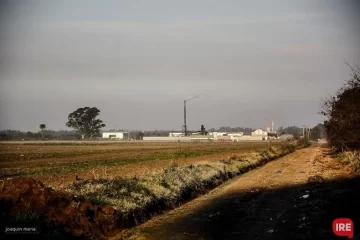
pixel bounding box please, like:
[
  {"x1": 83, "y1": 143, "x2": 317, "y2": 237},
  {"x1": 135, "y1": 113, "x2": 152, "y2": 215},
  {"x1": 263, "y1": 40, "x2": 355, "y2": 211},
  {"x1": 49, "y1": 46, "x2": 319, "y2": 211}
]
[
  {"x1": 251, "y1": 129, "x2": 268, "y2": 136},
  {"x1": 229, "y1": 133, "x2": 244, "y2": 142},
  {"x1": 209, "y1": 132, "x2": 227, "y2": 137},
  {"x1": 190, "y1": 135, "x2": 213, "y2": 142},
  {"x1": 212, "y1": 132, "x2": 232, "y2": 141},
  {"x1": 169, "y1": 132, "x2": 184, "y2": 137},
  {"x1": 240, "y1": 135, "x2": 266, "y2": 141},
  {"x1": 227, "y1": 132, "x2": 244, "y2": 137},
  {"x1": 102, "y1": 132, "x2": 129, "y2": 140},
  {"x1": 143, "y1": 136, "x2": 191, "y2": 141}
]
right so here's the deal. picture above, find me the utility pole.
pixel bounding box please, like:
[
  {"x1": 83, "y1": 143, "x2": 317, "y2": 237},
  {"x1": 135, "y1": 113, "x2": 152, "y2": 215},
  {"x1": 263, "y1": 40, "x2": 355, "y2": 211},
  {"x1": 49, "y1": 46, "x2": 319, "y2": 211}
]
[
  {"x1": 302, "y1": 126, "x2": 311, "y2": 141},
  {"x1": 302, "y1": 125, "x2": 305, "y2": 139}
]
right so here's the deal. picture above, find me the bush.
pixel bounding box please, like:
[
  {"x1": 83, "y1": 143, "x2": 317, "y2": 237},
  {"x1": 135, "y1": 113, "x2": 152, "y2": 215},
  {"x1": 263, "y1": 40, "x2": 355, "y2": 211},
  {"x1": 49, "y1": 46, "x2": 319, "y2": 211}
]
[
  {"x1": 321, "y1": 65, "x2": 360, "y2": 151},
  {"x1": 297, "y1": 138, "x2": 310, "y2": 148},
  {"x1": 337, "y1": 151, "x2": 360, "y2": 174}
]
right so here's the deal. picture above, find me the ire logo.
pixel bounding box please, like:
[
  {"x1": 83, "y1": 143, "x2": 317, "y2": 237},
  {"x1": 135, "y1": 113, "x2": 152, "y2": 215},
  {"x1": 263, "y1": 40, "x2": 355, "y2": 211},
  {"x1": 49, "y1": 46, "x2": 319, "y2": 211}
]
[{"x1": 332, "y1": 218, "x2": 354, "y2": 238}]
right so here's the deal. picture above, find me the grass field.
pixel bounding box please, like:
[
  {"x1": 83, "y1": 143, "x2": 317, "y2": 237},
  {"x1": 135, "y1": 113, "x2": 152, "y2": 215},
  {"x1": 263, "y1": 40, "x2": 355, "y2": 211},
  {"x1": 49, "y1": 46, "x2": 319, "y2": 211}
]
[{"x1": 0, "y1": 141, "x2": 281, "y2": 189}]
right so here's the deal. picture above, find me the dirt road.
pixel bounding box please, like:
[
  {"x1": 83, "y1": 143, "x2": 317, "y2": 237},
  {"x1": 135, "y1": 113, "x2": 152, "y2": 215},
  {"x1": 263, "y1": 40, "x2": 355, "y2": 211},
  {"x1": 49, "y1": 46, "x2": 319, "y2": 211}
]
[{"x1": 117, "y1": 146, "x2": 358, "y2": 240}]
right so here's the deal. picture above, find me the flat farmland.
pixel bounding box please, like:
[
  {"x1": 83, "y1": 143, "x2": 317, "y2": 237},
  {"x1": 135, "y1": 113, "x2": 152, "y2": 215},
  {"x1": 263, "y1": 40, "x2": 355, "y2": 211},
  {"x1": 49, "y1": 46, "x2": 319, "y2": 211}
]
[{"x1": 0, "y1": 141, "x2": 281, "y2": 189}]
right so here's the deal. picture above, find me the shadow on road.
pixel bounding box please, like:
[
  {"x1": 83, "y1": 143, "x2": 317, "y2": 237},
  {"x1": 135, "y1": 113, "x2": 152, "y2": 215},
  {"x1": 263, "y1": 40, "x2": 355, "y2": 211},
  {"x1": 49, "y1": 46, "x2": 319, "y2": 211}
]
[{"x1": 136, "y1": 176, "x2": 360, "y2": 240}]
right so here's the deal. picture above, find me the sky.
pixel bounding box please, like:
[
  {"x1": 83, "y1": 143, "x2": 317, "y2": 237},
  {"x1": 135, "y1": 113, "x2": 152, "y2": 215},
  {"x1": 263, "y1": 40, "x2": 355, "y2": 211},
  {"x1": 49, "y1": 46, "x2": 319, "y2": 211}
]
[{"x1": 0, "y1": 0, "x2": 359, "y2": 132}]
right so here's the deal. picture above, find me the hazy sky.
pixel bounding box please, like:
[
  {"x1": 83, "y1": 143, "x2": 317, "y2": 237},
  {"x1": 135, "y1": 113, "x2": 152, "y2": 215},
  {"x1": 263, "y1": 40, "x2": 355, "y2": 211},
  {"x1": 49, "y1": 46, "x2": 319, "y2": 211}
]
[{"x1": 0, "y1": 0, "x2": 359, "y2": 131}]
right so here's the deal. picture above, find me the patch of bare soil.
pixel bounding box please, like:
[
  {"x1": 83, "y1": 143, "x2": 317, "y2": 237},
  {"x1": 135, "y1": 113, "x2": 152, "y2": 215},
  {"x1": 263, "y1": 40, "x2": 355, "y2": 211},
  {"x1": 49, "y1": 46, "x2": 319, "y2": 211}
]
[
  {"x1": 0, "y1": 178, "x2": 134, "y2": 239},
  {"x1": 117, "y1": 146, "x2": 358, "y2": 240},
  {"x1": 0, "y1": 148, "x2": 174, "y2": 168}
]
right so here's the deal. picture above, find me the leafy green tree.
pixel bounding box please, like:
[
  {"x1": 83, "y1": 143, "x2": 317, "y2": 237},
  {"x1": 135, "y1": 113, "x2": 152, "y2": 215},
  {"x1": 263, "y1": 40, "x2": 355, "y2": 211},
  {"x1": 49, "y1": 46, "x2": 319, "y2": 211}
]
[
  {"x1": 321, "y1": 64, "x2": 360, "y2": 151},
  {"x1": 26, "y1": 131, "x2": 34, "y2": 139},
  {"x1": 0, "y1": 133, "x2": 11, "y2": 140},
  {"x1": 39, "y1": 124, "x2": 46, "y2": 131},
  {"x1": 66, "y1": 107, "x2": 106, "y2": 139},
  {"x1": 39, "y1": 124, "x2": 46, "y2": 139}
]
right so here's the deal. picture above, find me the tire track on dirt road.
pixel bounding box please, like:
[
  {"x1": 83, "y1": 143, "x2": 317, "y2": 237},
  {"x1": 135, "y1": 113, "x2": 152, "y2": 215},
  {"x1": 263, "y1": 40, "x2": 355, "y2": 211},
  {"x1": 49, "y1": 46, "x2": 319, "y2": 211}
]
[{"x1": 115, "y1": 146, "x2": 355, "y2": 240}]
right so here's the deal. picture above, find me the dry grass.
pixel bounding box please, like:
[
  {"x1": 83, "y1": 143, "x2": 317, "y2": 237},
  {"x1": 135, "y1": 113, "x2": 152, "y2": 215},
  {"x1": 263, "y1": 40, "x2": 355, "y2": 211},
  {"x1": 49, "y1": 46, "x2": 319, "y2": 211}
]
[
  {"x1": 66, "y1": 144, "x2": 296, "y2": 222},
  {"x1": 337, "y1": 151, "x2": 360, "y2": 174}
]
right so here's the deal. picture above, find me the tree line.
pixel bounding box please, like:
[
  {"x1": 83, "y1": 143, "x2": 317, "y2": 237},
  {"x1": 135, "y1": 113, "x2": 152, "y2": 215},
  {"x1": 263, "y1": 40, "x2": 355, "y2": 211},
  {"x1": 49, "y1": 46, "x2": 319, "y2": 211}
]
[
  {"x1": 0, "y1": 124, "x2": 326, "y2": 141},
  {"x1": 321, "y1": 64, "x2": 360, "y2": 151},
  {"x1": 0, "y1": 130, "x2": 80, "y2": 141}
]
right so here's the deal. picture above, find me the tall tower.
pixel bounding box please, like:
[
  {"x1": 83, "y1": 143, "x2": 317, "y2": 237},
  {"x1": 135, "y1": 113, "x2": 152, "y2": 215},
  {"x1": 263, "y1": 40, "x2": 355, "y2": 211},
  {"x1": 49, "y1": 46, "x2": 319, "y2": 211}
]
[{"x1": 184, "y1": 100, "x2": 187, "y2": 136}]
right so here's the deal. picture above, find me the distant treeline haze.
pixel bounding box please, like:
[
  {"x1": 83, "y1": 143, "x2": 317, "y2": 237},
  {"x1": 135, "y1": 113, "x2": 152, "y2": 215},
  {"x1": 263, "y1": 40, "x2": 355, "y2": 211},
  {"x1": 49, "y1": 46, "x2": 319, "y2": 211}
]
[{"x1": 0, "y1": 125, "x2": 326, "y2": 141}]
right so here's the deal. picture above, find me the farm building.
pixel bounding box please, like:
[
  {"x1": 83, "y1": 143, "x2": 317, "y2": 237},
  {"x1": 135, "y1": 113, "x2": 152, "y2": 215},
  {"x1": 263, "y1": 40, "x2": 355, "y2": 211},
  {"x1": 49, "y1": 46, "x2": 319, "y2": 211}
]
[
  {"x1": 209, "y1": 132, "x2": 228, "y2": 137},
  {"x1": 237, "y1": 135, "x2": 261, "y2": 140},
  {"x1": 251, "y1": 129, "x2": 268, "y2": 136},
  {"x1": 169, "y1": 132, "x2": 184, "y2": 137},
  {"x1": 102, "y1": 132, "x2": 129, "y2": 140},
  {"x1": 143, "y1": 136, "x2": 191, "y2": 141},
  {"x1": 227, "y1": 132, "x2": 244, "y2": 137},
  {"x1": 243, "y1": 129, "x2": 268, "y2": 140}
]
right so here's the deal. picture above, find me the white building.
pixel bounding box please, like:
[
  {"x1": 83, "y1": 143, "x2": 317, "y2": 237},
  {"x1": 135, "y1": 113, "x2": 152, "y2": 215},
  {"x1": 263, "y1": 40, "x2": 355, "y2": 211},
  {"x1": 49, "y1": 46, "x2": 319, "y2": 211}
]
[
  {"x1": 209, "y1": 132, "x2": 228, "y2": 137},
  {"x1": 143, "y1": 136, "x2": 191, "y2": 141},
  {"x1": 239, "y1": 135, "x2": 265, "y2": 141},
  {"x1": 227, "y1": 133, "x2": 244, "y2": 141},
  {"x1": 227, "y1": 132, "x2": 244, "y2": 137},
  {"x1": 250, "y1": 129, "x2": 268, "y2": 140},
  {"x1": 251, "y1": 129, "x2": 268, "y2": 136},
  {"x1": 169, "y1": 132, "x2": 184, "y2": 137},
  {"x1": 102, "y1": 132, "x2": 129, "y2": 140}
]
